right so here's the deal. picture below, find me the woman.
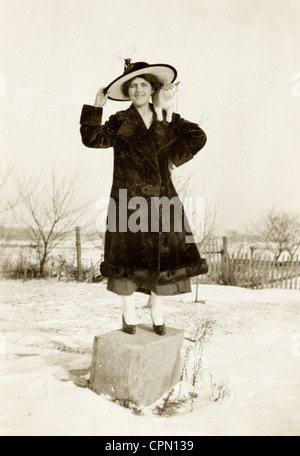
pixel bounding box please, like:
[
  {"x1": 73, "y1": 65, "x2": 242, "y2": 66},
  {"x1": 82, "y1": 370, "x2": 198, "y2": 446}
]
[{"x1": 80, "y1": 60, "x2": 208, "y2": 336}]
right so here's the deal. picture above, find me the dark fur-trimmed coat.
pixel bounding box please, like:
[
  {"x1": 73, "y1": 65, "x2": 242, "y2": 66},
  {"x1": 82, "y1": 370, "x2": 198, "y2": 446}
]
[{"x1": 80, "y1": 103, "x2": 208, "y2": 284}]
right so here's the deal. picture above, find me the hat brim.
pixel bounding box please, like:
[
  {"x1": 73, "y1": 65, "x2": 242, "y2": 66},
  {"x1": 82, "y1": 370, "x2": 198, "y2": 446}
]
[{"x1": 105, "y1": 64, "x2": 177, "y2": 101}]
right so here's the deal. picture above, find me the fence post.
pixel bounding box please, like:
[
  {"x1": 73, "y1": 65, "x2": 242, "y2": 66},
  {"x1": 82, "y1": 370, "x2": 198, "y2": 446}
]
[
  {"x1": 24, "y1": 257, "x2": 27, "y2": 282},
  {"x1": 195, "y1": 277, "x2": 206, "y2": 304},
  {"x1": 58, "y1": 258, "x2": 63, "y2": 282},
  {"x1": 75, "y1": 226, "x2": 83, "y2": 282},
  {"x1": 89, "y1": 259, "x2": 94, "y2": 283},
  {"x1": 221, "y1": 236, "x2": 230, "y2": 284},
  {"x1": 229, "y1": 253, "x2": 237, "y2": 287},
  {"x1": 195, "y1": 279, "x2": 199, "y2": 302}
]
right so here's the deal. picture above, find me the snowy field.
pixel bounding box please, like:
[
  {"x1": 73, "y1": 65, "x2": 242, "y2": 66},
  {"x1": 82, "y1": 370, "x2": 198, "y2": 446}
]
[{"x1": 0, "y1": 278, "x2": 300, "y2": 436}]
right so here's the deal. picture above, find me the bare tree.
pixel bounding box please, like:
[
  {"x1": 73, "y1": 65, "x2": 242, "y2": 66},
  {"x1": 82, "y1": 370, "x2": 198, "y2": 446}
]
[
  {"x1": 255, "y1": 208, "x2": 300, "y2": 261},
  {"x1": 0, "y1": 165, "x2": 11, "y2": 221},
  {"x1": 197, "y1": 199, "x2": 218, "y2": 251},
  {"x1": 14, "y1": 169, "x2": 90, "y2": 276},
  {"x1": 172, "y1": 165, "x2": 218, "y2": 250},
  {"x1": 0, "y1": 165, "x2": 14, "y2": 217},
  {"x1": 0, "y1": 164, "x2": 21, "y2": 239}
]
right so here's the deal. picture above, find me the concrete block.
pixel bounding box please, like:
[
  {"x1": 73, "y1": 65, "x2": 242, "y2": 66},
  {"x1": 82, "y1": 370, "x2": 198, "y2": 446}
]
[{"x1": 89, "y1": 324, "x2": 184, "y2": 406}]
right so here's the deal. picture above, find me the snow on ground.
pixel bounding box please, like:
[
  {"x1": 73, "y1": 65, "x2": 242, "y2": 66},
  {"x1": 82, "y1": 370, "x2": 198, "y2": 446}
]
[{"x1": 0, "y1": 278, "x2": 300, "y2": 436}]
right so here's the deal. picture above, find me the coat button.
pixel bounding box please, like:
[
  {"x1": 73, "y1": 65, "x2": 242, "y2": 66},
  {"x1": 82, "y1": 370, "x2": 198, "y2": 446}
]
[{"x1": 140, "y1": 184, "x2": 160, "y2": 196}]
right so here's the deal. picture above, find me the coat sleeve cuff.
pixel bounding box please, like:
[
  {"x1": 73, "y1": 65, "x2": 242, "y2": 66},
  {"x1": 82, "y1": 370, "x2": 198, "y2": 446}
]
[
  {"x1": 171, "y1": 147, "x2": 195, "y2": 167},
  {"x1": 80, "y1": 104, "x2": 103, "y2": 126}
]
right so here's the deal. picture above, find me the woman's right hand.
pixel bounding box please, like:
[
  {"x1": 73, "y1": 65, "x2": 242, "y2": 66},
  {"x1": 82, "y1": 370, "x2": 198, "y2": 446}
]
[{"x1": 94, "y1": 87, "x2": 110, "y2": 107}]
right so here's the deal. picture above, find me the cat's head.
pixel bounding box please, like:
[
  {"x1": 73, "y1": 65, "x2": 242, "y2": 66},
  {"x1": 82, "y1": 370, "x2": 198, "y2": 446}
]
[{"x1": 161, "y1": 81, "x2": 180, "y2": 93}]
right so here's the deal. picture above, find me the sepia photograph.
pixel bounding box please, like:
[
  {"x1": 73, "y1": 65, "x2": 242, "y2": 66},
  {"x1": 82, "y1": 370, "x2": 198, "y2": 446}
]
[{"x1": 0, "y1": 0, "x2": 299, "y2": 438}]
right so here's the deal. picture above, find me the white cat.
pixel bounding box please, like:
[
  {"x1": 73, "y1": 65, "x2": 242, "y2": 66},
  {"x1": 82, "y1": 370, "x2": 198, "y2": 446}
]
[{"x1": 153, "y1": 82, "x2": 180, "y2": 123}]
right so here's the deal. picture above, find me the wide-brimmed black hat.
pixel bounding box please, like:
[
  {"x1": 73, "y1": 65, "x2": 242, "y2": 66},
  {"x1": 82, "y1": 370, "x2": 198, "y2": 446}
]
[{"x1": 104, "y1": 60, "x2": 177, "y2": 101}]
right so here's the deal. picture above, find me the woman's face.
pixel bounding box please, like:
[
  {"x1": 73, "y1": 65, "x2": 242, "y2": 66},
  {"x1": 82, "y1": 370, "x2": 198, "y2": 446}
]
[{"x1": 127, "y1": 77, "x2": 154, "y2": 108}]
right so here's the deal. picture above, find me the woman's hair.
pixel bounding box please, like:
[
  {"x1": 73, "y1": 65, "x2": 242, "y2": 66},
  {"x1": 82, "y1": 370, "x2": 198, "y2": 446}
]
[{"x1": 121, "y1": 74, "x2": 162, "y2": 97}]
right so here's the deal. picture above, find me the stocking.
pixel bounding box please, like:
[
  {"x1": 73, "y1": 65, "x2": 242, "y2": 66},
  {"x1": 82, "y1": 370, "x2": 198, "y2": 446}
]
[
  {"x1": 122, "y1": 296, "x2": 135, "y2": 325},
  {"x1": 150, "y1": 291, "x2": 164, "y2": 325}
]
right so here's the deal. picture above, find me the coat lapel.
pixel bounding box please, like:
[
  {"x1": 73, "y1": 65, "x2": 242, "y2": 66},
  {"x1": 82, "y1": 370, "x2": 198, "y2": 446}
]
[
  {"x1": 117, "y1": 105, "x2": 159, "y2": 175},
  {"x1": 116, "y1": 104, "x2": 178, "y2": 176}
]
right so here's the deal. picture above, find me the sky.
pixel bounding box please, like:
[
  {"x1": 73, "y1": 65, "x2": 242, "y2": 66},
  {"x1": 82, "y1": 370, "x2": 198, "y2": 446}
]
[{"x1": 0, "y1": 0, "x2": 300, "y2": 233}]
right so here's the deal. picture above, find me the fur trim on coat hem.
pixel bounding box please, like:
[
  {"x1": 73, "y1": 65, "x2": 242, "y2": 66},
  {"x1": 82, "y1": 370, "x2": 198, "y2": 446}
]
[{"x1": 100, "y1": 259, "x2": 208, "y2": 284}]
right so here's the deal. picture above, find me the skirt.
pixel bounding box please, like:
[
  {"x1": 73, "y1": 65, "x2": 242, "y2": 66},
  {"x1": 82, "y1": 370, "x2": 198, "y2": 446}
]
[{"x1": 107, "y1": 276, "x2": 192, "y2": 296}]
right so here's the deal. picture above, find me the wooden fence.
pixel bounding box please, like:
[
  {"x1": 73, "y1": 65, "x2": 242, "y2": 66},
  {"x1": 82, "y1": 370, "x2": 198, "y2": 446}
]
[
  {"x1": 197, "y1": 236, "x2": 300, "y2": 290},
  {"x1": 2, "y1": 230, "x2": 300, "y2": 290}
]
